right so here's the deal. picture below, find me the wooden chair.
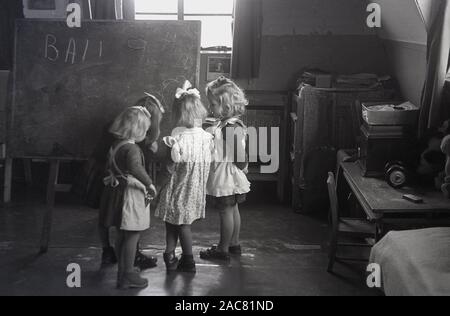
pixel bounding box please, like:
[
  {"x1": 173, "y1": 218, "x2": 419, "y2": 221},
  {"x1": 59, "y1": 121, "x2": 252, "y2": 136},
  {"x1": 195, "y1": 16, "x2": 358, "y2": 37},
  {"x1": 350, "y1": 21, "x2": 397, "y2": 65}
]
[{"x1": 327, "y1": 172, "x2": 377, "y2": 273}]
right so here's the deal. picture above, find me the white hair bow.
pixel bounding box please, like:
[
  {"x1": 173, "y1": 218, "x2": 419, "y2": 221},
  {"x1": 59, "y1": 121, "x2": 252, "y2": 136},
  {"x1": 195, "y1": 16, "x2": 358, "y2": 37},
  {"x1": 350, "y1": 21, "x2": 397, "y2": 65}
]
[
  {"x1": 130, "y1": 106, "x2": 152, "y2": 119},
  {"x1": 175, "y1": 80, "x2": 201, "y2": 100}
]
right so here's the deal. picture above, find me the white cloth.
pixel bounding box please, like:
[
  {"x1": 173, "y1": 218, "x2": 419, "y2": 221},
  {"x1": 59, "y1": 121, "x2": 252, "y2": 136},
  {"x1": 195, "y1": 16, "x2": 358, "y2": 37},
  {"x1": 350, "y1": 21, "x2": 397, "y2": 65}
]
[
  {"x1": 121, "y1": 175, "x2": 150, "y2": 231},
  {"x1": 370, "y1": 228, "x2": 450, "y2": 296},
  {"x1": 206, "y1": 118, "x2": 251, "y2": 197}
]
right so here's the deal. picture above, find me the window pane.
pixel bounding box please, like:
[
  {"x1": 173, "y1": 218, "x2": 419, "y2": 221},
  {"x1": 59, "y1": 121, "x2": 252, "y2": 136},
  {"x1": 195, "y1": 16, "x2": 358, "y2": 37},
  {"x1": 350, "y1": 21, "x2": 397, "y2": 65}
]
[
  {"x1": 185, "y1": 16, "x2": 233, "y2": 48},
  {"x1": 135, "y1": 0, "x2": 178, "y2": 13},
  {"x1": 185, "y1": 0, "x2": 234, "y2": 15},
  {"x1": 135, "y1": 14, "x2": 178, "y2": 21}
]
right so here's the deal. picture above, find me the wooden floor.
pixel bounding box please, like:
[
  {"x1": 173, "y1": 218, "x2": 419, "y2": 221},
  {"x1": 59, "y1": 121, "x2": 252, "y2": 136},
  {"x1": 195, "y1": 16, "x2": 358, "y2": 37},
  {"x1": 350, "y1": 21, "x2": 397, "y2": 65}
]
[{"x1": 0, "y1": 183, "x2": 379, "y2": 296}]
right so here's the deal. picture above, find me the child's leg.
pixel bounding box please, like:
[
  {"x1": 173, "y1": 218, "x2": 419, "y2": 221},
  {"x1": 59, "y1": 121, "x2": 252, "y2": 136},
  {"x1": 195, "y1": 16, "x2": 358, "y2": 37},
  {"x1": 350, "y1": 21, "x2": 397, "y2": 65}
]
[
  {"x1": 118, "y1": 230, "x2": 148, "y2": 288},
  {"x1": 165, "y1": 222, "x2": 179, "y2": 254},
  {"x1": 99, "y1": 225, "x2": 111, "y2": 248},
  {"x1": 179, "y1": 225, "x2": 193, "y2": 256},
  {"x1": 163, "y1": 223, "x2": 180, "y2": 272},
  {"x1": 230, "y1": 204, "x2": 241, "y2": 247},
  {"x1": 217, "y1": 206, "x2": 235, "y2": 253},
  {"x1": 116, "y1": 230, "x2": 125, "y2": 278},
  {"x1": 122, "y1": 231, "x2": 141, "y2": 273},
  {"x1": 100, "y1": 225, "x2": 117, "y2": 264},
  {"x1": 178, "y1": 225, "x2": 196, "y2": 273}
]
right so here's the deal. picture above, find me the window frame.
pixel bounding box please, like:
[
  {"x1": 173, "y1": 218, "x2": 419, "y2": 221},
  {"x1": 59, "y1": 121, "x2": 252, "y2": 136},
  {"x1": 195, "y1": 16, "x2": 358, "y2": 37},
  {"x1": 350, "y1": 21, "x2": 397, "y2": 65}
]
[{"x1": 135, "y1": 0, "x2": 234, "y2": 51}]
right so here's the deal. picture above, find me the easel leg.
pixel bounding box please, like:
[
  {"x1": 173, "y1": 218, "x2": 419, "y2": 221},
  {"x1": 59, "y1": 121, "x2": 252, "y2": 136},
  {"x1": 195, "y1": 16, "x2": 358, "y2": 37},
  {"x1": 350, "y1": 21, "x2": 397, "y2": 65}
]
[
  {"x1": 40, "y1": 160, "x2": 59, "y2": 254},
  {"x1": 23, "y1": 158, "x2": 32, "y2": 187},
  {"x1": 3, "y1": 158, "x2": 12, "y2": 203}
]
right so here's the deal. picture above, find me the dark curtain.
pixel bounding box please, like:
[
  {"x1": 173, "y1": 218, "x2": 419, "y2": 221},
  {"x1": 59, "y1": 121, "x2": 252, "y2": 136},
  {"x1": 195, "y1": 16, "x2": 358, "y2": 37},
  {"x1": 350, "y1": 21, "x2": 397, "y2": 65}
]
[
  {"x1": 0, "y1": 0, "x2": 24, "y2": 70},
  {"x1": 90, "y1": 0, "x2": 117, "y2": 19},
  {"x1": 231, "y1": 0, "x2": 262, "y2": 79},
  {"x1": 419, "y1": 0, "x2": 450, "y2": 135}
]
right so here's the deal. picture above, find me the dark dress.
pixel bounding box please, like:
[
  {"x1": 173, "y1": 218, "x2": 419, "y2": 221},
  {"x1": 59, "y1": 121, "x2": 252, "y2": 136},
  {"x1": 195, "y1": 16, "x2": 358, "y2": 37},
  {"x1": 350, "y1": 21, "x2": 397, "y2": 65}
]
[
  {"x1": 98, "y1": 141, "x2": 153, "y2": 229},
  {"x1": 73, "y1": 122, "x2": 155, "y2": 209}
]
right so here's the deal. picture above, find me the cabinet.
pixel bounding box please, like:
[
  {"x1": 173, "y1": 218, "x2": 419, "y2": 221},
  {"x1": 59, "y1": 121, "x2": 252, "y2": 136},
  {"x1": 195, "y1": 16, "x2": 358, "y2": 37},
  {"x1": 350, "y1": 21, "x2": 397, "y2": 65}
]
[
  {"x1": 289, "y1": 85, "x2": 396, "y2": 213},
  {"x1": 243, "y1": 91, "x2": 289, "y2": 203}
]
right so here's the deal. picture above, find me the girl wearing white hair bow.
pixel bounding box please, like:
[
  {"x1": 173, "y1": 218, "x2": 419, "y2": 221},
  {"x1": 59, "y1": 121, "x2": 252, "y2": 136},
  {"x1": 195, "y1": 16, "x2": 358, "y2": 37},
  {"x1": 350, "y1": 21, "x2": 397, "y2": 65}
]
[{"x1": 155, "y1": 81, "x2": 214, "y2": 273}]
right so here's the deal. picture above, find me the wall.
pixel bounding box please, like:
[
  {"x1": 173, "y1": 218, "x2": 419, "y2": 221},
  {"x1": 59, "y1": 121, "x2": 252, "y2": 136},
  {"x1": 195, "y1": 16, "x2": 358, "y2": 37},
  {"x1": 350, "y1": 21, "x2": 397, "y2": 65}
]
[
  {"x1": 235, "y1": 0, "x2": 390, "y2": 92},
  {"x1": 371, "y1": 0, "x2": 429, "y2": 106}
]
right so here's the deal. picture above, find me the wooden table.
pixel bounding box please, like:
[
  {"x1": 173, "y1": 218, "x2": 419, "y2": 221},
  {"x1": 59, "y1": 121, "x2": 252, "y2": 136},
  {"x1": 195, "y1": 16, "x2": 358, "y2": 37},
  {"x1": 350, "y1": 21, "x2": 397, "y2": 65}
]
[
  {"x1": 3, "y1": 156, "x2": 86, "y2": 253},
  {"x1": 339, "y1": 161, "x2": 450, "y2": 238}
]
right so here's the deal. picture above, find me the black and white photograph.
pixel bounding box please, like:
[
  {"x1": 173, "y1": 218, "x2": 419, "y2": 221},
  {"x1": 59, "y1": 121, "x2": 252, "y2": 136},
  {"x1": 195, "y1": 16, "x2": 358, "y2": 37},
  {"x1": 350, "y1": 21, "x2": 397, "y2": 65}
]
[
  {"x1": 0, "y1": 0, "x2": 450, "y2": 301},
  {"x1": 22, "y1": 0, "x2": 68, "y2": 18},
  {"x1": 27, "y1": 0, "x2": 56, "y2": 10},
  {"x1": 207, "y1": 56, "x2": 231, "y2": 81}
]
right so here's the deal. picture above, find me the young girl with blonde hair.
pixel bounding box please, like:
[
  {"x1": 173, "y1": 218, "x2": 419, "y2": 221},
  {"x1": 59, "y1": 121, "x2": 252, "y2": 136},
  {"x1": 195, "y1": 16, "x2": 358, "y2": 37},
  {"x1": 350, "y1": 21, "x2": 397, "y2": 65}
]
[
  {"x1": 155, "y1": 81, "x2": 214, "y2": 273},
  {"x1": 100, "y1": 106, "x2": 156, "y2": 289},
  {"x1": 200, "y1": 77, "x2": 251, "y2": 262}
]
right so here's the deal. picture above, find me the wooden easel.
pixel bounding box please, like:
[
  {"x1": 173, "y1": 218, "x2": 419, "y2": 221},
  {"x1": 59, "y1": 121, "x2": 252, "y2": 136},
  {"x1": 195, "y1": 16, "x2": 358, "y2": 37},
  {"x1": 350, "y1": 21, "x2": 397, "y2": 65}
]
[{"x1": 3, "y1": 156, "x2": 86, "y2": 253}]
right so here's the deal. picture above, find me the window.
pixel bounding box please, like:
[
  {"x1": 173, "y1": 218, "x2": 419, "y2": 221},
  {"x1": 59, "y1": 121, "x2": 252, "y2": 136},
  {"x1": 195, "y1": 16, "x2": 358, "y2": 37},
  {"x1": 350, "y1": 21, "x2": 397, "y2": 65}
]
[{"x1": 135, "y1": 0, "x2": 234, "y2": 50}]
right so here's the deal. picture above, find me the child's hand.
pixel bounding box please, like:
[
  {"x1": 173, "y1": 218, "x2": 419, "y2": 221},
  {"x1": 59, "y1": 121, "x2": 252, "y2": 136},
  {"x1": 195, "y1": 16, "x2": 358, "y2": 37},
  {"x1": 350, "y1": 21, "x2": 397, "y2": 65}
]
[
  {"x1": 147, "y1": 184, "x2": 157, "y2": 199},
  {"x1": 150, "y1": 142, "x2": 158, "y2": 153}
]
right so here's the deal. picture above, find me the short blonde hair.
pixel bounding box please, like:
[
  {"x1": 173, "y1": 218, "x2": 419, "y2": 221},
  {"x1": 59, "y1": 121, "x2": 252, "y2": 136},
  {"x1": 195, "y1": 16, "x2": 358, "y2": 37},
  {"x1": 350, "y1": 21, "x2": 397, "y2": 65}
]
[
  {"x1": 109, "y1": 107, "x2": 151, "y2": 142},
  {"x1": 206, "y1": 77, "x2": 249, "y2": 118},
  {"x1": 172, "y1": 94, "x2": 208, "y2": 128}
]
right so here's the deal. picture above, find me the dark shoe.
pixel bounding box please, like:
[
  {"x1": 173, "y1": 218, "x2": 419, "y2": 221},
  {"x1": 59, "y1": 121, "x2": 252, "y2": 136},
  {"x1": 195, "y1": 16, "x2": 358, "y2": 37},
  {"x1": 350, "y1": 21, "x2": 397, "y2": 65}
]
[
  {"x1": 163, "y1": 251, "x2": 179, "y2": 273},
  {"x1": 118, "y1": 271, "x2": 148, "y2": 289},
  {"x1": 229, "y1": 245, "x2": 242, "y2": 256},
  {"x1": 101, "y1": 247, "x2": 117, "y2": 265},
  {"x1": 200, "y1": 247, "x2": 230, "y2": 262},
  {"x1": 134, "y1": 251, "x2": 158, "y2": 270},
  {"x1": 177, "y1": 255, "x2": 196, "y2": 273},
  {"x1": 211, "y1": 245, "x2": 242, "y2": 256}
]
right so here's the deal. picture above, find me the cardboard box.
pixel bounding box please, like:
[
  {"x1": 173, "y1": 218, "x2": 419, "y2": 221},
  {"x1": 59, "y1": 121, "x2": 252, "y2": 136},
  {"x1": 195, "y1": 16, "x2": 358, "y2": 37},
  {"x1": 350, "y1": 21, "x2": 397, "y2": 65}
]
[
  {"x1": 315, "y1": 74, "x2": 333, "y2": 88},
  {"x1": 362, "y1": 101, "x2": 419, "y2": 126}
]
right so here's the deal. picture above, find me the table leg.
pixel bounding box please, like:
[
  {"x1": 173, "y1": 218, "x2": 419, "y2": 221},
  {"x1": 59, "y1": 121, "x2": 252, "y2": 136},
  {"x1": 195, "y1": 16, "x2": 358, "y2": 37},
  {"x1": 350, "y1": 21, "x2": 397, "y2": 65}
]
[
  {"x1": 40, "y1": 160, "x2": 59, "y2": 253},
  {"x1": 3, "y1": 157, "x2": 12, "y2": 203},
  {"x1": 23, "y1": 158, "x2": 33, "y2": 187}
]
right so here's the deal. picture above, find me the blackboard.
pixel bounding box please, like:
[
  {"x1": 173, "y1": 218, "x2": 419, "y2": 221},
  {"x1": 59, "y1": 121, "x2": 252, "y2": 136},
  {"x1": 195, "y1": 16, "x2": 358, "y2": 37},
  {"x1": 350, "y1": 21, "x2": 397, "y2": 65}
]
[{"x1": 9, "y1": 19, "x2": 201, "y2": 158}]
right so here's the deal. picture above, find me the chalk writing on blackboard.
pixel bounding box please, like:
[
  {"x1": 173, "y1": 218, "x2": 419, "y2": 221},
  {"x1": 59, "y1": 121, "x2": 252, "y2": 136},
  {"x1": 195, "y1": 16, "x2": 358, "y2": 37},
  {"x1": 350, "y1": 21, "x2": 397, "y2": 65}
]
[
  {"x1": 45, "y1": 34, "x2": 59, "y2": 61},
  {"x1": 45, "y1": 34, "x2": 103, "y2": 64},
  {"x1": 82, "y1": 39, "x2": 89, "y2": 62},
  {"x1": 128, "y1": 38, "x2": 147, "y2": 51},
  {"x1": 11, "y1": 20, "x2": 201, "y2": 158},
  {"x1": 65, "y1": 38, "x2": 76, "y2": 64}
]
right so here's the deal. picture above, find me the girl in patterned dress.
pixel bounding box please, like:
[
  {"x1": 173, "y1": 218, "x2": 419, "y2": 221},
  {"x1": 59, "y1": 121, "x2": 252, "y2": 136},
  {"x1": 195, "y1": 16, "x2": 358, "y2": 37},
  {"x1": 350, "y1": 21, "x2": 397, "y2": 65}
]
[{"x1": 155, "y1": 81, "x2": 214, "y2": 273}]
